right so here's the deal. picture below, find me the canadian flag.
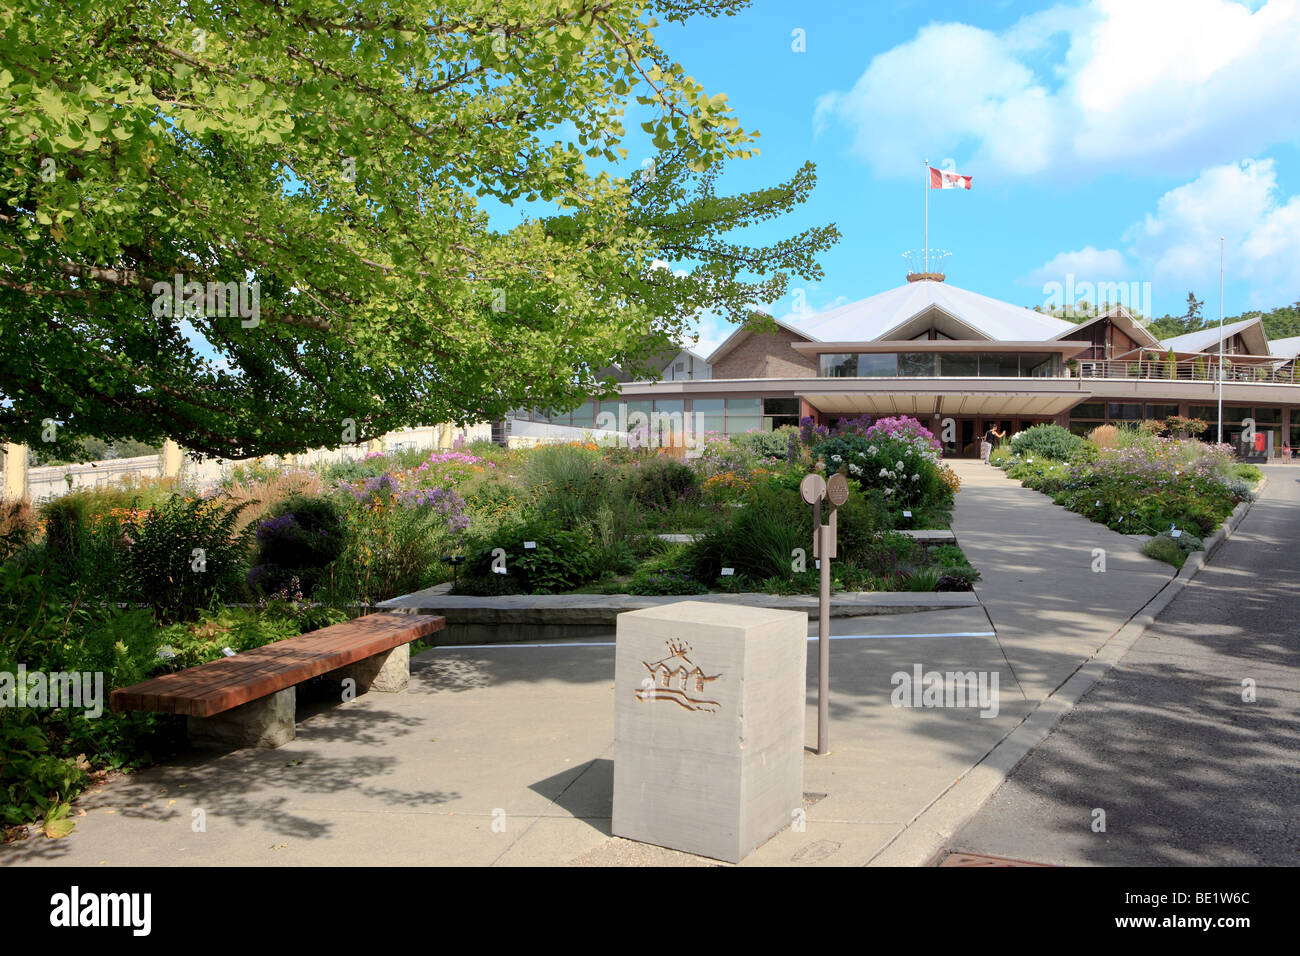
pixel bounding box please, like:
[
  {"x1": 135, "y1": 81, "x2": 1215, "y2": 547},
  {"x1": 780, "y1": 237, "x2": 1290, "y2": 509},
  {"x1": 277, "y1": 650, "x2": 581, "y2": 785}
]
[{"x1": 930, "y1": 167, "x2": 972, "y2": 190}]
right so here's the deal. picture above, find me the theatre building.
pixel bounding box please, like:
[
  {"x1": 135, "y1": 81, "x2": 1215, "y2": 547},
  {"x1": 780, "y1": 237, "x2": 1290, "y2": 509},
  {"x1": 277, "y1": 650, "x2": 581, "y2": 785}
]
[{"x1": 506, "y1": 275, "x2": 1300, "y2": 458}]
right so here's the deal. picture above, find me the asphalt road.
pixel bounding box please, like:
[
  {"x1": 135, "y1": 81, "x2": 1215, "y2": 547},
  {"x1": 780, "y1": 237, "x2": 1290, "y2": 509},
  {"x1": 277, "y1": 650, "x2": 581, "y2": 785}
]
[{"x1": 945, "y1": 464, "x2": 1300, "y2": 866}]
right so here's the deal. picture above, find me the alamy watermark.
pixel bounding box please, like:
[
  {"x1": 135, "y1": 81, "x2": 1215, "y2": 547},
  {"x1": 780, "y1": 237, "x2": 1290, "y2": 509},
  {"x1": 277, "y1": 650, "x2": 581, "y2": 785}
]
[
  {"x1": 0, "y1": 665, "x2": 104, "y2": 718},
  {"x1": 1041, "y1": 275, "x2": 1153, "y2": 320},
  {"x1": 151, "y1": 273, "x2": 260, "y2": 327},
  {"x1": 890, "y1": 664, "x2": 999, "y2": 718}
]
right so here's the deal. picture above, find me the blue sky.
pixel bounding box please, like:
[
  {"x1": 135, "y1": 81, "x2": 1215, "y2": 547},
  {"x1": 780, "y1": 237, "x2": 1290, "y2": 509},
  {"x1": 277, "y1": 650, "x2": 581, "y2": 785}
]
[{"x1": 611, "y1": 0, "x2": 1300, "y2": 354}]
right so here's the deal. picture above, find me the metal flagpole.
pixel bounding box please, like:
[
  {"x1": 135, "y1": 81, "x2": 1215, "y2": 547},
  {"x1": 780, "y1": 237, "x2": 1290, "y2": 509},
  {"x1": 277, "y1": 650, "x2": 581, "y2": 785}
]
[
  {"x1": 1217, "y1": 236, "x2": 1225, "y2": 444},
  {"x1": 924, "y1": 159, "x2": 929, "y2": 274}
]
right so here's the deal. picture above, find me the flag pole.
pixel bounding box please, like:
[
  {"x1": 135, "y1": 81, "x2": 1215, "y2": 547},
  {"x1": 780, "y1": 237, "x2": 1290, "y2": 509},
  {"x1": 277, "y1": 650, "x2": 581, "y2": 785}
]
[
  {"x1": 1217, "y1": 236, "x2": 1225, "y2": 444},
  {"x1": 923, "y1": 159, "x2": 929, "y2": 274}
]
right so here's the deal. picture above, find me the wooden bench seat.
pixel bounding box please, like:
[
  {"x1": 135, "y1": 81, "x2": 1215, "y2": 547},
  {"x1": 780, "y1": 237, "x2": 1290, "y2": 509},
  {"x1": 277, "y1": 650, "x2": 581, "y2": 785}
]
[{"x1": 110, "y1": 612, "x2": 445, "y2": 748}]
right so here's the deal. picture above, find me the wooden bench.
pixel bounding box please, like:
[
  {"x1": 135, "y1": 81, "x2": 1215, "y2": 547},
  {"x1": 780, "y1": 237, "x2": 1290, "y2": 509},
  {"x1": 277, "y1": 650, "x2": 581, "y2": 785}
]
[{"x1": 110, "y1": 613, "x2": 445, "y2": 749}]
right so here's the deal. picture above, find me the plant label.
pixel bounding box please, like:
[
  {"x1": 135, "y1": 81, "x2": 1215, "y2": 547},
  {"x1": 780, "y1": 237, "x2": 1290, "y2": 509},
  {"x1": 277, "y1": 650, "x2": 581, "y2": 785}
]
[
  {"x1": 524, "y1": 541, "x2": 537, "y2": 549},
  {"x1": 720, "y1": 567, "x2": 734, "y2": 576}
]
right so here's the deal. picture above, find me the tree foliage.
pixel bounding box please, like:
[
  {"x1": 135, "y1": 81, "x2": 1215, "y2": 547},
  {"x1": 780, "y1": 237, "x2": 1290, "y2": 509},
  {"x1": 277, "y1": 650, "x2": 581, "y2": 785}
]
[{"x1": 0, "y1": 0, "x2": 837, "y2": 459}]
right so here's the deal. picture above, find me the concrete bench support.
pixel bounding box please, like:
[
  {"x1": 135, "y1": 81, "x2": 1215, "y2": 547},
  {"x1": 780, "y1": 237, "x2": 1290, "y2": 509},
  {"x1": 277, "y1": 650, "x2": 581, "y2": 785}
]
[
  {"x1": 330, "y1": 644, "x2": 410, "y2": 694},
  {"x1": 187, "y1": 687, "x2": 297, "y2": 749}
]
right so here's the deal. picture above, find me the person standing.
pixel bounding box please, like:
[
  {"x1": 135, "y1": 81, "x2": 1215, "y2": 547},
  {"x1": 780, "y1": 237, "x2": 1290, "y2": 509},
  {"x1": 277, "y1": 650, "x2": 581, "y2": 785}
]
[{"x1": 981, "y1": 424, "x2": 1006, "y2": 463}]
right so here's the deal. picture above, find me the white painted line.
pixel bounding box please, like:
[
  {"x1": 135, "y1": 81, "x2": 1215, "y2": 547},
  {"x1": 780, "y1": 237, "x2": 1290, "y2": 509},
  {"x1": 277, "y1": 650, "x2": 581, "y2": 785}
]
[{"x1": 431, "y1": 631, "x2": 996, "y2": 651}]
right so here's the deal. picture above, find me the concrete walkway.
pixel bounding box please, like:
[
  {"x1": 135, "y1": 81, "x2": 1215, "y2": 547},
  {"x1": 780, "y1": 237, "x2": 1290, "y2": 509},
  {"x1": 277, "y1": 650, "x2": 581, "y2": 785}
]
[
  {"x1": 944, "y1": 463, "x2": 1298, "y2": 865},
  {"x1": 1, "y1": 460, "x2": 1182, "y2": 867}
]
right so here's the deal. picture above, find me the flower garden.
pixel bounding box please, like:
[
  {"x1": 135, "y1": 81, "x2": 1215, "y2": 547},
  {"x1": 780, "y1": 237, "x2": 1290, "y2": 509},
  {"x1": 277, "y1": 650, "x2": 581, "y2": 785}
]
[
  {"x1": 1, "y1": 416, "x2": 975, "y2": 833},
  {"x1": 989, "y1": 421, "x2": 1261, "y2": 568}
]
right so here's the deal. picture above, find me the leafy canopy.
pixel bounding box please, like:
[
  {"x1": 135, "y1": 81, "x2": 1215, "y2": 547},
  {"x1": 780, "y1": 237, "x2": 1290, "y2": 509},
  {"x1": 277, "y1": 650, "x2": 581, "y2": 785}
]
[{"x1": 0, "y1": 0, "x2": 837, "y2": 458}]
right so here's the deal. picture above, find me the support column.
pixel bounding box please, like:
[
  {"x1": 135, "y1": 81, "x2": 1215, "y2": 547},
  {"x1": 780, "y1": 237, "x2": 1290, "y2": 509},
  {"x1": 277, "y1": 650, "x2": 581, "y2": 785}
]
[
  {"x1": 330, "y1": 644, "x2": 410, "y2": 695},
  {"x1": 187, "y1": 687, "x2": 296, "y2": 749},
  {"x1": 2, "y1": 443, "x2": 28, "y2": 500},
  {"x1": 161, "y1": 439, "x2": 183, "y2": 480}
]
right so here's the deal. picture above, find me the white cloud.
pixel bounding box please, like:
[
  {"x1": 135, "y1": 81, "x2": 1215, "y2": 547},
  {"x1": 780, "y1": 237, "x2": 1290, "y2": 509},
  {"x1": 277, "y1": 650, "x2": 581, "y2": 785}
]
[
  {"x1": 1125, "y1": 158, "x2": 1300, "y2": 305},
  {"x1": 1020, "y1": 245, "x2": 1128, "y2": 288},
  {"x1": 1028, "y1": 158, "x2": 1300, "y2": 309},
  {"x1": 816, "y1": 0, "x2": 1300, "y2": 180}
]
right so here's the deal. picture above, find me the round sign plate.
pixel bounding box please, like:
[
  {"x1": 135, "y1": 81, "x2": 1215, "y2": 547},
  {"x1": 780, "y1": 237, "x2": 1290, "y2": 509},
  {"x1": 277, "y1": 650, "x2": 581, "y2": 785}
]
[
  {"x1": 800, "y1": 473, "x2": 827, "y2": 505},
  {"x1": 826, "y1": 473, "x2": 850, "y2": 506}
]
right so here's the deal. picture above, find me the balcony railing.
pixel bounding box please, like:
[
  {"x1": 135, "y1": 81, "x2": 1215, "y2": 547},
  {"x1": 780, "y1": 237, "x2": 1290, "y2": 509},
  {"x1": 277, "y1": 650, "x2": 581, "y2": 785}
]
[{"x1": 1075, "y1": 361, "x2": 1298, "y2": 385}]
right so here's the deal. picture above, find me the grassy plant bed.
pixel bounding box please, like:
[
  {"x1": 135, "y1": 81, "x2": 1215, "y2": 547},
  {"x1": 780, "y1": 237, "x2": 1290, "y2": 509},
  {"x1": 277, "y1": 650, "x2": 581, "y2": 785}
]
[
  {"x1": 2, "y1": 415, "x2": 969, "y2": 831},
  {"x1": 990, "y1": 424, "x2": 1255, "y2": 563}
]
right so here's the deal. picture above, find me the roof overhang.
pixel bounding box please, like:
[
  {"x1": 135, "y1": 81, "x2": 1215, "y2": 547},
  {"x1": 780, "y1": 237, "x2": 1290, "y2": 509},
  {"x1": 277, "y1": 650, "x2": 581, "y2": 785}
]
[
  {"x1": 1058, "y1": 307, "x2": 1162, "y2": 349},
  {"x1": 795, "y1": 383, "x2": 1089, "y2": 418}
]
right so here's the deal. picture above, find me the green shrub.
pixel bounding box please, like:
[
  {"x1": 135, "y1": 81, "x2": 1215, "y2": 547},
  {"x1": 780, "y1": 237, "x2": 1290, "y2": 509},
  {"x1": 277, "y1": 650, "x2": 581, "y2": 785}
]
[
  {"x1": 1231, "y1": 463, "x2": 1262, "y2": 482},
  {"x1": 1008, "y1": 424, "x2": 1090, "y2": 462},
  {"x1": 249, "y1": 494, "x2": 347, "y2": 597},
  {"x1": 119, "y1": 497, "x2": 253, "y2": 622},
  {"x1": 459, "y1": 520, "x2": 599, "y2": 594},
  {"x1": 730, "y1": 426, "x2": 799, "y2": 460},
  {"x1": 631, "y1": 458, "x2": 698, "y2": 510}
]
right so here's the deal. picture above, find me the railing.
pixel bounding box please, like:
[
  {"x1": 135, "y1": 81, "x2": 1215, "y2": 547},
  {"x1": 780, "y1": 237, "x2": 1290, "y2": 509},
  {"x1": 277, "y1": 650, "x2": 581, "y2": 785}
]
[{"x1": 1075, "y1": 361, "x2": 1298, "y2": 385}]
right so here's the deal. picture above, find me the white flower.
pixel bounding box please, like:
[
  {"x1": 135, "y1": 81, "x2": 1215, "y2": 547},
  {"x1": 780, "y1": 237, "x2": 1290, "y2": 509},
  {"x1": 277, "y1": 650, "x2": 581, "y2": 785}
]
[
  {"x1": 896, "y1": 460, "x2": 905, "y2": 470},
  {"x1": 831, "y1": 454, "x2": 842, "y2": 463},
  {"x1": 879, "y1": 468, "x2": 890, "y2": 478},
  {"x1": 868, "y1": 445, "x2": 879, "y2": 454},
  {"x1": 849, "y1": 464, "x2": 862, "y2": 476},
  {"x1": 911, "y1": 473, "x2": 919, "y2": 481}
]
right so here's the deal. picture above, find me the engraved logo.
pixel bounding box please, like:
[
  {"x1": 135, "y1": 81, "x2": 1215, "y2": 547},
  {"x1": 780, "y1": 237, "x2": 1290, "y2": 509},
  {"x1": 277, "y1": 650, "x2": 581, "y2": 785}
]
[{"x1": 636, "y1": 639, "x2": 722, "y2": 713}]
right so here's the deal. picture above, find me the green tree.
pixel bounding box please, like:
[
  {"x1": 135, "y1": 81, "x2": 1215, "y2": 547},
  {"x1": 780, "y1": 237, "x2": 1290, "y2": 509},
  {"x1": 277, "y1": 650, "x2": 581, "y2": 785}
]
[{"x1": 0, "y1": 0, "x2": 835, "y2": 460}]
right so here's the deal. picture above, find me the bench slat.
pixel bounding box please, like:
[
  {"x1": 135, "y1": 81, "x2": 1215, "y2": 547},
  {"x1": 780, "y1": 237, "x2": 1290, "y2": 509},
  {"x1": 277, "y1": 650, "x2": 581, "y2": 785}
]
[{"x1": 109, "y1": 613, "x2": 444, "y2": 718}]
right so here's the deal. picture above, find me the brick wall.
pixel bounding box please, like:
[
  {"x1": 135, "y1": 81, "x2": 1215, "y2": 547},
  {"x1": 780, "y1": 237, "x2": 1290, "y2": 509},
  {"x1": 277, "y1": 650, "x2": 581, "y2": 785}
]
[{"x1": 711, "y1": 327, "x2": 817, "y2": 379}]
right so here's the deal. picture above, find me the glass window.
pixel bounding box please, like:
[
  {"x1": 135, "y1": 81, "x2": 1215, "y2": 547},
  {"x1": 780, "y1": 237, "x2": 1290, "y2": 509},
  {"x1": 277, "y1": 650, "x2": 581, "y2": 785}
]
[
  {"x1": 725, "y1": 397, "x2": 761, "y2": 414},
  {"x1": 897, "y1": 353, "x2": 935, "y2": 376},
  {"x1": 819, "y1": 354, "x2": 857, "y2": 377},
  {"x1": 1252, "y1": 407, "x2": 1281, "y2": 424},
  {"x1": 571, "y1": 402, "x2": 595, "y2": 427},
  {"x1": 763, "y1": 397, "x2": 800, "y2": 416},
  {"x1": 1189, "y1": 405, "x2": 1218, "y2": 421},
  {"x1": 938, "y1": 353, "x2": 978, "y2": 377},
  {"x1": 1021, "y1": 354, "x2": 1060, "y2": 377},
  {"x1": 691, "y1": 399, "x2": 725, "y2": 436},
  {"x1": 977, "y1": 354, "x2": 1019, "y2": 377},
  {"x1": 1071, "y1": 403, "x2": 1106, "y2": 419},
  {"x1": 1145, "y1": 404, "x2": 1179, "y2": 419},
  {"x1": 725, "y1": 416, "x2": 761, "y2": 435},
  {"x1": 1107, "y1": 403, "x2": 1144, "y2": 421},
  {"x1": 857, "y1": 353, "x2": 897, "y2": 377}
]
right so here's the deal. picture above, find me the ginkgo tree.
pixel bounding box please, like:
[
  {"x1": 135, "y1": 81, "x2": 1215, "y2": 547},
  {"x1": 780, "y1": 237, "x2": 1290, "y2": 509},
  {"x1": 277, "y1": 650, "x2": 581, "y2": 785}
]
[{"x1": 0, "y1": 0, "x2": 837, "y2": 459}]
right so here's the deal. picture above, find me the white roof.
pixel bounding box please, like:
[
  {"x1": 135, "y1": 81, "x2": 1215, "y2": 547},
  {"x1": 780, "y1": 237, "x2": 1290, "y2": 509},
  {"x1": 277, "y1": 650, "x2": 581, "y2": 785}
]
[
  {"x1": 788, "y1": 279, "x2": 1077, "y2": 342},
  {"x1": 1268, "y1": 335, "x2": 1300, "y2": 358},
  {"x1": 1159, "y1": 317, "x2": 1260, "y2": 353}
]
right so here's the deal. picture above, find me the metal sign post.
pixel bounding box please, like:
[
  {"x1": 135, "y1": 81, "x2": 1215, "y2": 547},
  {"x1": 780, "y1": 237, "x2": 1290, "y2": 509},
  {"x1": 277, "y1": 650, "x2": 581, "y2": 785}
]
[{"x1": 801, "y1": 472, "x2": 847, "y2": 755}]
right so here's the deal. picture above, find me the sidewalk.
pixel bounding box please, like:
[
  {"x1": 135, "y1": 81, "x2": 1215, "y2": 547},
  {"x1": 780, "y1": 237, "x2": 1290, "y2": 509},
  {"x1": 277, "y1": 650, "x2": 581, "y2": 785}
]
[{"x1": 1, "y1": 460, "x2": 1180, "y2": 868}]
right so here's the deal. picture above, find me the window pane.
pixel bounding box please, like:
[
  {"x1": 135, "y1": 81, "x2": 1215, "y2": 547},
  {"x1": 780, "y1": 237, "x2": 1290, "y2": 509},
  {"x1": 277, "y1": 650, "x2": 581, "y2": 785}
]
[
  {"x1": 938, "y1": 353, "x2": 978, "y2": 376},
  {"x1": 763, "y1": 397, "x2": 800, "y2": 416},
  {"x1": 724, "y1": 416, "x2": 761, "y2": 435},
  {"x1": 571, "y1": 402, "x2": 595, "y2": 427},
  {"x1": 897, "y1": 353, "x2": 935, "y2": 376},
  {"x1": 820, "y1": 354, "x2": 857, "y2": 377},
  {"x1": 858, "y1": 353, "x2": 897, "y2": 377},
  {"x1": 1145, "y1": 404, "x2": 1179, "y2": 419},
  {"x1": 1021, "y1": 354, "x2": 1059, "y2": 377},
  {"x1": 1107, "y1": 403, "x2": 1144, "y2": 420},
  {"x1": 1071, "y1": 403, "x2": 1106, "y2": 419},
  {"x1": 977, "y1": 354, "x2": 1019, "y2": 377},
  {"x1": 1252, "y1": 407, "x2": 1281, "y2": 423},
  {"x1": 725, "y1": 397, "x2": 761, "y2": 414}
]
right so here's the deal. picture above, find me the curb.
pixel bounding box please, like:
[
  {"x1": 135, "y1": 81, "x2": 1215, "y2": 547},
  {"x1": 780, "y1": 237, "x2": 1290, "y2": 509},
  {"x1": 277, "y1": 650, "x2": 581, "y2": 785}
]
[{"x1": 866, "y1": 477, "x2": 1264, "y2": 867}]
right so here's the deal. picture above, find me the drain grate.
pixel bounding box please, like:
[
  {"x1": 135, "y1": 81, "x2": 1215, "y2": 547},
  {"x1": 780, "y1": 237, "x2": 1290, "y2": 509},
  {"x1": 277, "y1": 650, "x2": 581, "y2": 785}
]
[{"x1": 937, "y1": 850, "x2": 1053, "y2": 867}]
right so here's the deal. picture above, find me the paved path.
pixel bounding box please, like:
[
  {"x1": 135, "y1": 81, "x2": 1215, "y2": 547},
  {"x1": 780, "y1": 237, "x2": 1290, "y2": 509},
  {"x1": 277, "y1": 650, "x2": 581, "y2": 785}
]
[
  {"x1": 1, "y1": 460, "x2": 1185, "y2": 867},
  {"x1": 946, "y1": 464, "x2": 1298, "y2": 865}
]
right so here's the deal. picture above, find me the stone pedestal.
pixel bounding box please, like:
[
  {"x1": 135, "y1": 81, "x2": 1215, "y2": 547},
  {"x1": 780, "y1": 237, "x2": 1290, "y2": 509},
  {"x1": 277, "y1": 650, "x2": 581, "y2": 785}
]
[
  {"x1": 329, "y1": 644, "x2": 410, "y2": 695},
  {"x1": 612, "y1": 601, "x2": 807, "y2": 863},
  {"x1": 187, "y1": 687, "x2": 296, "y2": 749}
]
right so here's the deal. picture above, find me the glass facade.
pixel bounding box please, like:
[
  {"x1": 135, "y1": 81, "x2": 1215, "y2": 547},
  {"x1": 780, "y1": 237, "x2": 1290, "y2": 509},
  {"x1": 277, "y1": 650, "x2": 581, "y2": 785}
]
[{"x1": 818, "y1": 352, "x2": 1062, "y2": 378}]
